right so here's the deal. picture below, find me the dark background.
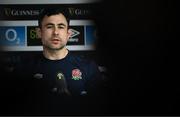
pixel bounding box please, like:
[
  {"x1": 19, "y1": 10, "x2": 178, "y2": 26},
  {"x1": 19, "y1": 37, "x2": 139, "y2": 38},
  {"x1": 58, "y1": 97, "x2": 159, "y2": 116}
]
[
  {"x1": 0, "y1": 0, "x2": 179, "y2": 115},
  {"x1": 94, "y1": 0, "x2": 179, "y2": 115}
]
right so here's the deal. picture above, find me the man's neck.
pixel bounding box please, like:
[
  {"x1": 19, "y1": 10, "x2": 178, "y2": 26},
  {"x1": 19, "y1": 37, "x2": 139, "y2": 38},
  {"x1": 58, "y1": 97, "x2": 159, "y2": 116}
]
[{"x1": 43, "y1": 47, "x2": 68, "y2": 60}]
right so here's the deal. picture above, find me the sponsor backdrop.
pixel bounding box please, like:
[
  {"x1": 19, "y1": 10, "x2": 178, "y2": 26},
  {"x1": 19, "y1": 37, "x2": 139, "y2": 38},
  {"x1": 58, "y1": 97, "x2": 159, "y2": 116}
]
[{"x1": 0, "y1": 2, "x2": 99, "y2": 51}]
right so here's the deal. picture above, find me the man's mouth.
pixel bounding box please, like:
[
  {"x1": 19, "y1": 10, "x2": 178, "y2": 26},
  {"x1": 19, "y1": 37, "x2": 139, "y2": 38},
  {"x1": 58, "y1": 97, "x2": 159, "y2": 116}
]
[{"x1": 51, "y1": 39, "x2": 60, "y2": 44}]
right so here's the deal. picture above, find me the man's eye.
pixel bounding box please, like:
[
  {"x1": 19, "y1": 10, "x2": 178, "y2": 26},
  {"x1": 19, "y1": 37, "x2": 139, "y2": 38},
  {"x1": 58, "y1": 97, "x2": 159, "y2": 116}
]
[
  {"x1": 58, "y1": 26, "x2": 65, "y2": 29},
  {"x1": 46, "y1": 25, "x2": 53, "y2": 28}
]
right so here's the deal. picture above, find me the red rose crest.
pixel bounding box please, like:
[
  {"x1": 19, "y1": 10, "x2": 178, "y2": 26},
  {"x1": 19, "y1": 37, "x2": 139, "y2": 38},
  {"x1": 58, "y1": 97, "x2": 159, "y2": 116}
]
[{"x1": 72, "y1": 69, "x2": 82, "y2": 80}]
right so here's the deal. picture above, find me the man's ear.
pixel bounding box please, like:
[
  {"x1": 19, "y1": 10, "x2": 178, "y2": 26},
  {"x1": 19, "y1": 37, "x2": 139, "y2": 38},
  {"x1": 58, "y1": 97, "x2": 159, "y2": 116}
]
[
  {"x1": 67, "y1": 29, "x2": 72, "y2": 39},
  {"x1": 36, "y1": 27, "x2": 41, "y2": 39}
]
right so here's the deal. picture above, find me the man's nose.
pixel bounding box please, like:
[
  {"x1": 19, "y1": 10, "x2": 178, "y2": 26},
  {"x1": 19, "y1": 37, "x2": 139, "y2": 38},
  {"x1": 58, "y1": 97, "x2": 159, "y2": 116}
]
[{"x1": 53, "y1": 27, "x2": 59, "y2": 35}]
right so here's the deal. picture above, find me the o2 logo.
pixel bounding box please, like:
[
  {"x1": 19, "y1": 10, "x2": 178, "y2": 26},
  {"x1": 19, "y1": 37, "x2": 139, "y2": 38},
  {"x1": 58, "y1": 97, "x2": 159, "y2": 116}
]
[
  {"x1": 0, "y1": 26, "x2": 25, "y2": 46},
  {"x1": 5, "y1": 28, "x2": 20, "y2": 43}
]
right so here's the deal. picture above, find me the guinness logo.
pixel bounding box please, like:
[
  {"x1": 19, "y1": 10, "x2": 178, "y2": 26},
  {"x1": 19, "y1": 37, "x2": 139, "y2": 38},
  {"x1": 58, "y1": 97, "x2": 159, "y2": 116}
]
[
  {"x1": 68, "y1": 8, "x2": 90, "y2": 16},
  {"x1": 4, "y1": 8, "x2": 40, "y2": 17}
]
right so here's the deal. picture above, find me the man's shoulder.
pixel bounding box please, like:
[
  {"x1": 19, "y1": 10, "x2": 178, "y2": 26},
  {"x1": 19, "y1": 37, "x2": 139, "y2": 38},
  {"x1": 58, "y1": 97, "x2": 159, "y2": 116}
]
[
  {"x1": 68, "y1": 52, "x2": 97, "y2": 65},
  {"x1": 68, "y1": 52, "x2": 101, "y2": 78},
  {"x1": 14, "y1": 53, "x2": 43, "y2": 73}
]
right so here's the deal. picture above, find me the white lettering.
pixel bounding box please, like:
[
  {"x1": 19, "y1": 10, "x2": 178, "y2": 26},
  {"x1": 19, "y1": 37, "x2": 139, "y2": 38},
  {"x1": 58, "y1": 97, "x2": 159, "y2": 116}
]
[{"x1": 5, "y1": 29, "x2": 17, "y2": 42}]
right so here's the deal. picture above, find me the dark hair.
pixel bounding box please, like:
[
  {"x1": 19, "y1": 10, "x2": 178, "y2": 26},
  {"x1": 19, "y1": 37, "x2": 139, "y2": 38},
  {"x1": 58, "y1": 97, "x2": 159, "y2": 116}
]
[{"x1": 38, "y1": 8, "x2": 70, "y2": 28}]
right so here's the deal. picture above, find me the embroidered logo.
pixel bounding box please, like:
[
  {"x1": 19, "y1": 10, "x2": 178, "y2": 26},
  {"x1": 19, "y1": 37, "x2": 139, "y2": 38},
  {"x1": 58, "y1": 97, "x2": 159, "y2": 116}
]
[
  {"x1": 33, "y1": 73, "x2": 43, "y2": 79},
  {"x1": 72, "y1": 69, "x2": 82, "y2": 80},
  {"x1": 80, "y1": 90, "x2": 87, "y2": 95},
  {"x1": 57, "y1": 72, "x2": 64, "y2": 80}
]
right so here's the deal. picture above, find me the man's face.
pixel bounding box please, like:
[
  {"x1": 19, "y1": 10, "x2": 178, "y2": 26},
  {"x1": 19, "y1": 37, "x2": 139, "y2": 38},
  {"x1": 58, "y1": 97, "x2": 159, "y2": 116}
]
[{"x1": 38, "y1": 13, "x2": 71, "y2": 50}]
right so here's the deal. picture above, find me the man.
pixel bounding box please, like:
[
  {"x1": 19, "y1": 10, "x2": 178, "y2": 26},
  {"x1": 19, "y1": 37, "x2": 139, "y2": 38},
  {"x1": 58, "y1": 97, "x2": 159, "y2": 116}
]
[{"x1": 14, "y1": 8, "x2": 107, "y2": 115}]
